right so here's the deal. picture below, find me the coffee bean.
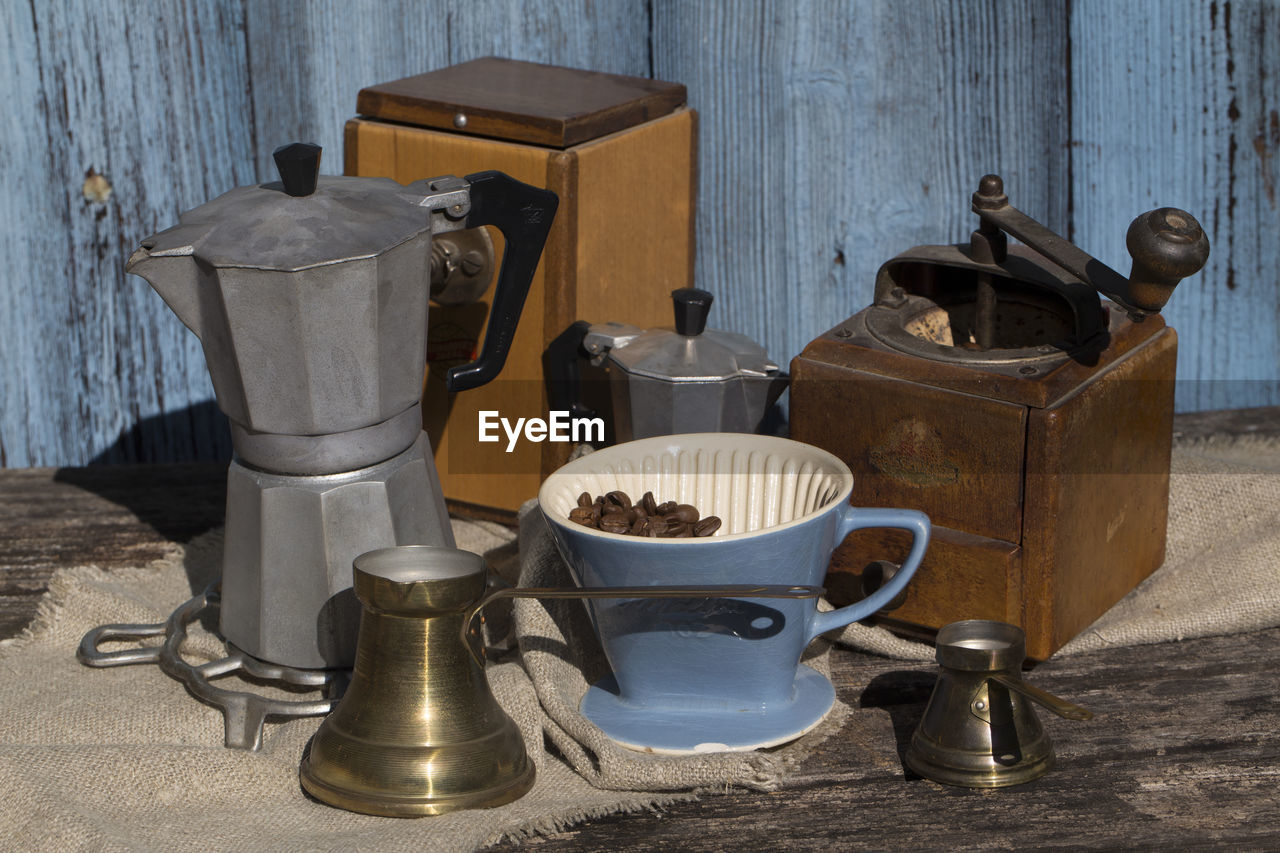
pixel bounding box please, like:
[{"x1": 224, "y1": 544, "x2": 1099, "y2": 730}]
[
  {"x1": 670, "y1": 504, "x2": 700, "y2": 524},
  {"x1": 658, "y1": 518, "x2": 689, "y2": 537},
  {"x1": 694, "y1": 516, "x2": 722, "y2": 537},
  {"x1": 602, "y1": 505, "x2": 636, "y2": 524},
  {"x1": 566, "y1": 489, "x2": 722, "y2": 538},
  {"x1": 600, "y1": 516, "x2": 630, "y2": 534}
]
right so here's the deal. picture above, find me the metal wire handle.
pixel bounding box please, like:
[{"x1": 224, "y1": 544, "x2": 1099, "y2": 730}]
[{"x1": 461, "y1": 584, "x2": 825, "y2": 666}]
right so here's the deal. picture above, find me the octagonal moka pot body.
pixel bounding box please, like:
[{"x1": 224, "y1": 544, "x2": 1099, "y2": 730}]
[
  {"x1": 790, "y1": 175, "x2": 1209, "y2": 659},
  {"x1": 128, "y1": 143, "x2": 557, "y2": 669}
]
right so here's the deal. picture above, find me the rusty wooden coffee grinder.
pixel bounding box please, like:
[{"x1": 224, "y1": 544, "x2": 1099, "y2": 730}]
[
  {"x1": 346, "y1": 58, "x2": 696, "y2": 518},
  {"x1": 791, "y1": 175, "x2": 1209, "y2": 659}
]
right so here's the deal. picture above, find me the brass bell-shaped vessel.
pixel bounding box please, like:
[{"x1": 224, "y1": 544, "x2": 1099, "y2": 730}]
[
  {"x1": 906, "y1": 620, "x2": 1092, "y2": 788},
  {"x1": 300, "y1": 546, "x2": 534, "y2": 816}
]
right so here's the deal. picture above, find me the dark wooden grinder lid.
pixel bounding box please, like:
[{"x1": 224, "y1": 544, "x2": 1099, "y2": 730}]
[{"x1": 356, "y1": 57, "x2": 687, "y2": 149}]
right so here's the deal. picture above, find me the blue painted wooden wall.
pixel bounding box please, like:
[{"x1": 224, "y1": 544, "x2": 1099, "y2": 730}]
[{"x1": 1, "y1": 0, "x2": 1276, "y2": 468}]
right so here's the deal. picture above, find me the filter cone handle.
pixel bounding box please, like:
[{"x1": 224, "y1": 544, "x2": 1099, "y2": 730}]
[{"x1": 462, "y1": 583, "x2": 824, "y2": 666}]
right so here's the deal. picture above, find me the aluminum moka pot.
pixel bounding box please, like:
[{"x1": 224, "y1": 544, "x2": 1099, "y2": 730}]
[
  {"x1": 545, "y1": 288, "x2": 788, "y2": 443},
  {"x1": 126, "y1": 143, "x2": 557, "y2": 671}
]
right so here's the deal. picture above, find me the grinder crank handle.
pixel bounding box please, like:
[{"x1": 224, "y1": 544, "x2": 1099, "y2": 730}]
[
  {"x1": 1123, "y1": 207, "x2": 1211, "y2": 315},
  {"x1": 446, "y1": 172, "x2": 559, "y2": 392},
  {"x1": 972, "y1": 175, "x2": 1209, "y2": 318}
]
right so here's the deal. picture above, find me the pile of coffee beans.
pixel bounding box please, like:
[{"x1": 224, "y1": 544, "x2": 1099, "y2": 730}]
[{"x1": 567, "y1": 490, "x2": 722, "y2": 538}]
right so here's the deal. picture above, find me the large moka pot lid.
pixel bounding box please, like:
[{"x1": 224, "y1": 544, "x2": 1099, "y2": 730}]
[
  {"x1": 586, "y1": 288, "x2": 782, "y2": 383},
  {"x1": 138, "y1": 142, "x2": 444, "y2": 271}
]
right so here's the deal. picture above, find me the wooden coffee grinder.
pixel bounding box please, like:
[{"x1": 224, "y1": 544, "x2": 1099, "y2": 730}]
[
  {"x1": 790, "y1": 175, "x2": 1210, "y2": 659},
  {"x1": 346, "y1": 58, "x2": 696, "y2": 518}
]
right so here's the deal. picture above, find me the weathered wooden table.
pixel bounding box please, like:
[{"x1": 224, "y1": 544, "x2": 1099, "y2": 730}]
[{"x1": 3, "y1": 409, "x2": 1278, "y2": 851}]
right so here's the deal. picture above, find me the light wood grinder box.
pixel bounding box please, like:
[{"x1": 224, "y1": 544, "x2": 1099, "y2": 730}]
[
  {"x1": 345, "y1": 58, "x2": 696, "y2": 518},
  {"x1": 790, "y1": 176, "x2": 1210, "y2": 659}
]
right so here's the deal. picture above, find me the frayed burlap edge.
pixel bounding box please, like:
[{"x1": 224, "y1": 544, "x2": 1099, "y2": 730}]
[{"x1": 0, "y1": 539, "x2": 188, "y2": 657}]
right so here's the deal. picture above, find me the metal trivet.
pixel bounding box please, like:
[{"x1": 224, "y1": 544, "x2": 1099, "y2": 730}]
[{"x1": 77, "y1": 585, "x2": 344, "y2": 751}]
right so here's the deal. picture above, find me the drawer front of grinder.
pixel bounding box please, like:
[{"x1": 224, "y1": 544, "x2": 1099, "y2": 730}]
[{"x1": 790, "y1": 360, "x2": 1028, "y2": 543}]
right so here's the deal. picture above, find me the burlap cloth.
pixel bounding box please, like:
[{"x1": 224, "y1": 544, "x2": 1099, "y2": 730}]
[{"x1": 1, "y1": 435, "x2": 1277, "y2": 850}]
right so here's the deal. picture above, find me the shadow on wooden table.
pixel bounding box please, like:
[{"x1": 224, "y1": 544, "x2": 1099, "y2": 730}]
[
  {"x1": 859, "y1": 669, "x2": 937, "y2": 779},
  {"x1": 52, "y1": 401, "x2": 230, "y2": 546}
]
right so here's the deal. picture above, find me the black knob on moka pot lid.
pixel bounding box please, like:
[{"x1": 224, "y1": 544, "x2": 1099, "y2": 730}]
[
  {"x1": 672, "y1": 288, "x2": 714, "y2": 336},
  {"x1": 272, "y1": 142, "x2": 322, "y2": 197}
]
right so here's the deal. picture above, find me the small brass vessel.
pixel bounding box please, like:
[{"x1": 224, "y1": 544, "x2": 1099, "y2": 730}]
[
  {"x1": 300, "y1": 546, "x2": 534, "y2": 817},
  {"x1": 906, "y1": 620, "x2": 1092, "y2": 788},
  {"x1": 300, "y1": 543, "x2": 826, "y2": 816}
]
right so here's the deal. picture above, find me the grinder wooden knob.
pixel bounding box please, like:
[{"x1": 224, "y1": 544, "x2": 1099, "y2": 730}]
[{"x1": 1125, "y1": 207, "x2": 1210, "y2": 313}]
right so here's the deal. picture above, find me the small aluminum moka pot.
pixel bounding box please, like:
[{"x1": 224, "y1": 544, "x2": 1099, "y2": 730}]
[
  {"x1": 906, "y1": 620, "x2": 1092, "y2": 788},
  {"x1": 545, "y1": 288, "x2": 789, "y2": 444}
]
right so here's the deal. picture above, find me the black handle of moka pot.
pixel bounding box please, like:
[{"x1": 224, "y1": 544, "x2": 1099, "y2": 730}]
[
  {"x1": 445, "y1": 172, "x2": 559, "y2": 392},
  {"x1": 542, "y1": 321, "x2": 597, "y2": 421}
]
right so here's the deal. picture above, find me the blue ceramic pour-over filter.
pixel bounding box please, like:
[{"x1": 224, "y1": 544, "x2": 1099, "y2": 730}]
[{"x1": 538, "y1": 433, "x2": 930, "y2": 754}]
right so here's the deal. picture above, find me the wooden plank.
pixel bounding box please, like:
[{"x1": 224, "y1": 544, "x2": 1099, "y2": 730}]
[
  {"x1": 0, "y1": 0, "x2": 650, "y2": 470},
  {"x1": 1069, "y1": 0, "x2": 1280, "y2": 412},
  {"x1": 0, "y1": 0, "x2": 250, "y2": 468},
  {"x1": 651, "y1": 0, "x2": 1072, "y2": 386},
  {"x1": 243, "y1": 0, "x2": 651, "y2": 179},
  {"x1": 7, "y1": 0, "x2": 1278, "y2": 471},
  {"x1": 0, "y1": 462, "x2": 226, "y2": 637},
  {"x1": 1173, "y1": 403, "x2": 1280, "y2": 441}
]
